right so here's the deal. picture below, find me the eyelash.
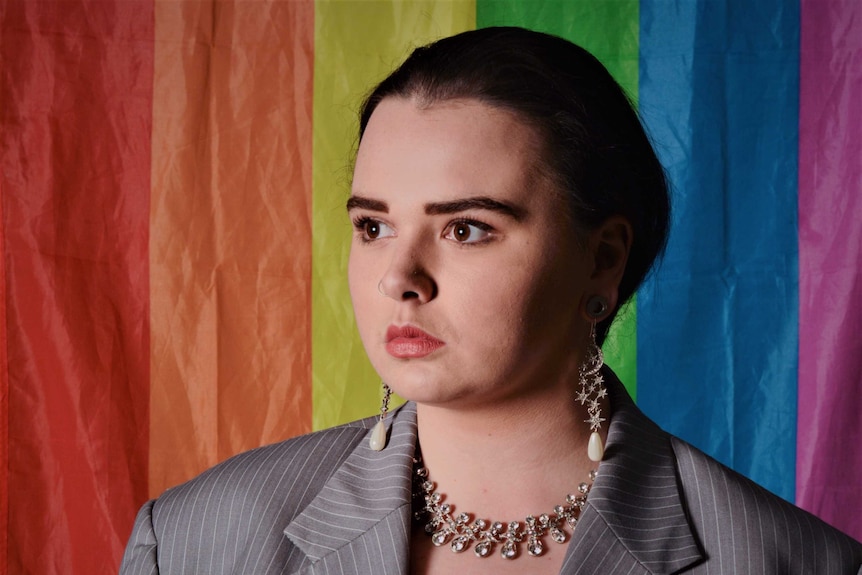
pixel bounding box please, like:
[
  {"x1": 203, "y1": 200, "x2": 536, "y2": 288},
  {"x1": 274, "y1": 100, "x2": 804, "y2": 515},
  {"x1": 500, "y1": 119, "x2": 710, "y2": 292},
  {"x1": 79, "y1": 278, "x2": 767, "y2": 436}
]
[
  {"x1": 351, "y1": 216, "x2": 389, "y2": 244},
  {"x1": 350, "y1": 215, "x2": 495, "y2": 245},
  {"x1": 443, "y1": 218, "x2": 494, "y2": 245}
]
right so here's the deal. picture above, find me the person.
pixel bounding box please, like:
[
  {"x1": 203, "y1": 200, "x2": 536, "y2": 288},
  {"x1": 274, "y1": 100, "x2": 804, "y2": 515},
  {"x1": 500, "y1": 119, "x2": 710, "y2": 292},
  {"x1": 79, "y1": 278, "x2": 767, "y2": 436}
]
[{"x1": 120, "y1": 27, "x2": 862, "y2": 575}]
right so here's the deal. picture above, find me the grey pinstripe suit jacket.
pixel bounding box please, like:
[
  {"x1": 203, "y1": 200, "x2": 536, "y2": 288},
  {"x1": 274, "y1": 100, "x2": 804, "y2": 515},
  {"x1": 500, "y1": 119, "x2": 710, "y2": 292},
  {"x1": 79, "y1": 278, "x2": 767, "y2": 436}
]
[{"x1": 121, "y1": 373, "x2": 862, "y2": 574}]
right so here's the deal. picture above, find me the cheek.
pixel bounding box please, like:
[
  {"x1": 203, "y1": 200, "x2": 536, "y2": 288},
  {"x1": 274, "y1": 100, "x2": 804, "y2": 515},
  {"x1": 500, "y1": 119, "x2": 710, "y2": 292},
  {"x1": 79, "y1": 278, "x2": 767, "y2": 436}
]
[
  {"x1": 348, "y1": 252, "x2": 378, "y2": 333},
  {"x1": 448, "y1": 266, "x2": 544, "y2": 336},
  {"x1": 458, "y1": 253, "x2": 583, "y2": 340}
]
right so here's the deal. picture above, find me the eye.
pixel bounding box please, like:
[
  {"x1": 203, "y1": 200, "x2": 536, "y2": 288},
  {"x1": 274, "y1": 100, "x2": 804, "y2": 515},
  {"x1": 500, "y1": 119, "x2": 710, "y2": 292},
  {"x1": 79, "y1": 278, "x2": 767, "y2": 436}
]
[
  {"x1": 353, "y1": 217, "x2": 394, "y2": 242},
  {"x1": 444, "y1": 220, "x2": 492, "y2": 244}
]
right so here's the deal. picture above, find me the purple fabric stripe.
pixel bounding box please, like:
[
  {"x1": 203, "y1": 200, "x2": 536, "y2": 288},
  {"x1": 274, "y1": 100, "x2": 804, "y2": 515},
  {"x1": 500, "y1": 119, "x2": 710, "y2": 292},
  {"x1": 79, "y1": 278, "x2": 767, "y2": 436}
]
[{"x1": 797, "y1": 0, "x2": 862, "y2": 541}]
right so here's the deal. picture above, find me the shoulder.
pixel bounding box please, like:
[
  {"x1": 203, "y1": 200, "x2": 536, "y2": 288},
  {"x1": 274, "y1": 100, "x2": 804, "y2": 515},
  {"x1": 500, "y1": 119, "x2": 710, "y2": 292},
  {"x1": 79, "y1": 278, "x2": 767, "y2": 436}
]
[
  {"x1": 138, "y1": 415, "x2": 376, "y2": 572},
  {"x1": 671, "y1": 437, "x2": 862, "y2": 573},
  {"x1": 121, "y1": 405, "x2": 417, "y2": 574},
  {"x1": 152, "y1": 414, "x2": 378, "y2": 527}
]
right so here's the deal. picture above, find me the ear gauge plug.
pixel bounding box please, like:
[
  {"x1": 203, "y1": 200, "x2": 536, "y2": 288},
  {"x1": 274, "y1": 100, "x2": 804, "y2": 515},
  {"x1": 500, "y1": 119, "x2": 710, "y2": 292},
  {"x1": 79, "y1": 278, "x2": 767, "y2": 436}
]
[{"x1": 586, "y1": 296, "x2": 609, "y2": 319}]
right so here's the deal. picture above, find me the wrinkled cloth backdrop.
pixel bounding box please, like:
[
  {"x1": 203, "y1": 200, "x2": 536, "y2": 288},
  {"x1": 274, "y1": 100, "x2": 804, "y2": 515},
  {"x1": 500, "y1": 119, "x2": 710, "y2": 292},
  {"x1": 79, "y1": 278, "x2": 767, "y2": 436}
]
[{"x1": 1, "y1": 0, "x2": 860, "y2": 573}]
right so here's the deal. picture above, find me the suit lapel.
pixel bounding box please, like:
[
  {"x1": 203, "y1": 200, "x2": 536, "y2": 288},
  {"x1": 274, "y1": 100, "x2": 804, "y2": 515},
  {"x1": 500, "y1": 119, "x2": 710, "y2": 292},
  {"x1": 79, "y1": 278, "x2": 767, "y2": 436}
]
[
  {"x1": 561, "y1": 370, "x2": 704, "y2": 574},
  {"x1": 284, "y1": 372, "x2": 704, "y2": 575},
  {"x1": 284, "y1": 403, "x2": 417, "y2": 575}
]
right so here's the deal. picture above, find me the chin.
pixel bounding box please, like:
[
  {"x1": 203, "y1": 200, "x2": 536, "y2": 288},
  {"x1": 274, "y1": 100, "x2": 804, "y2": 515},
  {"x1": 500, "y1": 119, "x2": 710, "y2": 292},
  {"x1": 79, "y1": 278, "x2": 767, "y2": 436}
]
[{"x1": 374, "y1": 364, "x2": 451, "y2": 403}]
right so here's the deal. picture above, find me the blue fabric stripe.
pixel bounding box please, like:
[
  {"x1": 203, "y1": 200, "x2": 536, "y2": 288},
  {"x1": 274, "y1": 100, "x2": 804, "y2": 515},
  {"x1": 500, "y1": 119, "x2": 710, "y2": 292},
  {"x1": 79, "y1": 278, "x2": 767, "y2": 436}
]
[{"x1": 636, "y1": 0, "x2": 800, "y2": 502}]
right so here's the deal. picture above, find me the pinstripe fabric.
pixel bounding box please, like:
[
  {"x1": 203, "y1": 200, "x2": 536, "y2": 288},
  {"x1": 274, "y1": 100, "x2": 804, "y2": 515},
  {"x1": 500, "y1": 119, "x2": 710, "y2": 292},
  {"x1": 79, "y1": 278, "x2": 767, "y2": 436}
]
[
  {"x1": 574, "y1": 375, "x2": 862, "y2": 574},
  {"x1": 121, "y1": 372, "x2": 862, "y2": 574},
  {"x1": 120, "y1": 407, "x2": 415, "y2": 575},
  {"x1": 573, "y1": 382, "x2": 702, "y2": 574},
  {"x1": 673, "y1": 438, "x2": 862, "y2": 574}
]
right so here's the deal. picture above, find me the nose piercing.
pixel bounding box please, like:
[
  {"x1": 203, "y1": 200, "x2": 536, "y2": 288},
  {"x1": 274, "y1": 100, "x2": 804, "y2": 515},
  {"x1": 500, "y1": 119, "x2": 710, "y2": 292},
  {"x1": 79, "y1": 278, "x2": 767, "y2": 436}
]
[{"x1": 377, "y1": 281, "x2": 387, "y2": 297}]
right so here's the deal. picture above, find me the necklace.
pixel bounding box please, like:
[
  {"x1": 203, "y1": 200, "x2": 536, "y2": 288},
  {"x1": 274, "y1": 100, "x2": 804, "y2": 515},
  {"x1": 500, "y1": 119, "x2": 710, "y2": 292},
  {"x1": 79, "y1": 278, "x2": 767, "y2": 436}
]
[{"x1": 411, "y1": 456, "x2": 597, "y2": 560}]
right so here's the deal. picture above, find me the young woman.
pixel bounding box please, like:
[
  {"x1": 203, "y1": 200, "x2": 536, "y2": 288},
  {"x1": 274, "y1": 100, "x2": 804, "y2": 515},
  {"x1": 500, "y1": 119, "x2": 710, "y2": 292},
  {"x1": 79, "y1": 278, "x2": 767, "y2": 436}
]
[{"x1": 121, "y1": 27, "x2": 862, "y2": 575}]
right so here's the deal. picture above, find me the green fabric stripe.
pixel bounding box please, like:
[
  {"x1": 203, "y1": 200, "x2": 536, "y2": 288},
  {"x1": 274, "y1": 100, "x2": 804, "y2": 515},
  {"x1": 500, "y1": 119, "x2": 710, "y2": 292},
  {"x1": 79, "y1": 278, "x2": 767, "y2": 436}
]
[
  {"x1": 311, "y1": 1, "x2": 475, "y2": 430},
  {"x1": 476, "y1": 0, "x2": 640, "y2": 399}
]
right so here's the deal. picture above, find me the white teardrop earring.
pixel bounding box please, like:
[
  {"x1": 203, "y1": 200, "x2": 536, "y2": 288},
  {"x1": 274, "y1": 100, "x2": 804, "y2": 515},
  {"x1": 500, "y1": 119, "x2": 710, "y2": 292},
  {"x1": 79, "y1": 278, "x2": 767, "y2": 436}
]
[
  {"x1": 369, "y1": 383, "x2": 392, "y2": 451},
  {"x1": 580, "y1": 296, "x2": 609, "y2": 462}
]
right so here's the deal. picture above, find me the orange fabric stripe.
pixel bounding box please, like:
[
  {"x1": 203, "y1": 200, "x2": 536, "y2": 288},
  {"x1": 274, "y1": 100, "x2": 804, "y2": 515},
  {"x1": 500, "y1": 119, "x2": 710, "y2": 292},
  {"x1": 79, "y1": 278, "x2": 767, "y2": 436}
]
[{"x1": 149, "y1": 1, "x2": 314, "y2": 496}]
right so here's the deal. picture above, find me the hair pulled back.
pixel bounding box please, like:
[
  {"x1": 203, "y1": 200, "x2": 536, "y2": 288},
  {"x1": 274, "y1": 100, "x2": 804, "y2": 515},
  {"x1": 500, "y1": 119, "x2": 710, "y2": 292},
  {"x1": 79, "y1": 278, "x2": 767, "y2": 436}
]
[{"x1": 359, "y1": 27, "x2": 669, "y2": 344}]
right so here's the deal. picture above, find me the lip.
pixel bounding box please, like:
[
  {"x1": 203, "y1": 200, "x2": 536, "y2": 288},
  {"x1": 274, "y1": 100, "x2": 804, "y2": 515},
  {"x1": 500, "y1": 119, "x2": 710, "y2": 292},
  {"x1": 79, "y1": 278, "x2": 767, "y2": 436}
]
[{"x1": 385, "y1": 324, "x2": 445, "y2": 359}]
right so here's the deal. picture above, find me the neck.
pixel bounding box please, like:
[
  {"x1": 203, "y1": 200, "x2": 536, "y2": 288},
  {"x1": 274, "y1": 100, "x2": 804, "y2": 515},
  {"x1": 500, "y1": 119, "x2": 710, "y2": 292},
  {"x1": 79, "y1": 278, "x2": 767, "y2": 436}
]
[{"x1": 413, "y1": 382, "x2": 607, "y2": 520}]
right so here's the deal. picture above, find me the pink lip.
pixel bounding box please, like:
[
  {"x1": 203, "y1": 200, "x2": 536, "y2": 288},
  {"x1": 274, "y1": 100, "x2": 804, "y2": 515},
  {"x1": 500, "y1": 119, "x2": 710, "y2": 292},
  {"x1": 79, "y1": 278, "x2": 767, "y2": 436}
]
[{"x1": 385, "y1": 325, "x2": 445, "y2": 359}]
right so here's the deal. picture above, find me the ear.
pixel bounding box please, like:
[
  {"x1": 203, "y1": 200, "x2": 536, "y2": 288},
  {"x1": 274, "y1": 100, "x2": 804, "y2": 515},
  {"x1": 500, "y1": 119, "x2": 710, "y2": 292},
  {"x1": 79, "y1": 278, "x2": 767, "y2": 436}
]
[{"x1": 580, "y1": 216, "x2": 633, "y2": 322}]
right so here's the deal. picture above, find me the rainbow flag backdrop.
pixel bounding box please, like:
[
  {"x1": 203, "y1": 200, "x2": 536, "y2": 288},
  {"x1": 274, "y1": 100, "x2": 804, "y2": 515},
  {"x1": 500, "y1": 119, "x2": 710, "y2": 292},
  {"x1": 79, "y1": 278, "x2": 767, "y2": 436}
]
[{"x1": 1, "y1": 1, "x2": 860, "y2": 572}]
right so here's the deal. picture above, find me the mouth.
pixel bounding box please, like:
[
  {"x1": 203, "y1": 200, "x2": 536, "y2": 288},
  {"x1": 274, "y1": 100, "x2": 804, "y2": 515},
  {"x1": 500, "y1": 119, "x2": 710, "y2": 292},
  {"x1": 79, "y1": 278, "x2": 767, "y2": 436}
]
[{"x1": 385, "y1": 324, "x2": 445, "y2": 359}]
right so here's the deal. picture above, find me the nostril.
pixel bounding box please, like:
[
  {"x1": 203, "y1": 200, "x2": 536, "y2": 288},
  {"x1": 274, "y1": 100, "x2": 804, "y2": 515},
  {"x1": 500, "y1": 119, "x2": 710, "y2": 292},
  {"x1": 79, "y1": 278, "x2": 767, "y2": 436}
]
[{"x1": 402, "y1": 290, "x2": 420, "y2": 300}]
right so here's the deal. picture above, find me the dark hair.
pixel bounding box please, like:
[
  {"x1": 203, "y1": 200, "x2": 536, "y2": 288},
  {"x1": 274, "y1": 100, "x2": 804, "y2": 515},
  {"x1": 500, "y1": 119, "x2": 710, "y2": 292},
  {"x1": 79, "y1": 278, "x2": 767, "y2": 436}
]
[{"x1": 359, "y1": 27, "x2": 669, "y2": 344}]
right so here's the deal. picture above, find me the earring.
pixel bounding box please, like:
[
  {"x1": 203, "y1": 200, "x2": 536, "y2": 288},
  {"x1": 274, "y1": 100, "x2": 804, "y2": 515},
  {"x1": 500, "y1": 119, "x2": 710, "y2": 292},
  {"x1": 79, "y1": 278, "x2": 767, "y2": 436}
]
[
  {"x1": 578, "y1": 322, "x2": 607, "y2": 462},
  {"x1": 369, "y1": 383, "x2": 392, "y2": 451}
]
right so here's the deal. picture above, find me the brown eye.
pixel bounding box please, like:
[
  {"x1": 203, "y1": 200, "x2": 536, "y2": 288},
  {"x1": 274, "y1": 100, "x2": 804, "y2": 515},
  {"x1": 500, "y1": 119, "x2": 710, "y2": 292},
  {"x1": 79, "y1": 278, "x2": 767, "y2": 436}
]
[
  {"x1": 444, "y1": 220, "x2": 491, "y2": 244},
  {"x1": 353, "y1": 218, "x2": 394, "y2": 241},
  {"x1": 453, "y1": 223, "x2": 471, "y2": 242},
  {"x1": 365, "y1": 220, "x2": 380, "y2": 239}
]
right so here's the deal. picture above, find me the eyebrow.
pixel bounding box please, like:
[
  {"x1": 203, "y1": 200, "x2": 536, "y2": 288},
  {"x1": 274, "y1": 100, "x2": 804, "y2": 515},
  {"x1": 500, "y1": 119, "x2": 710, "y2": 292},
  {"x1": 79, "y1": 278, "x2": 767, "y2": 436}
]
[
  {"x1": 346, "y1": 196, "x2": 388, "y2": 213},
  {"x1": 347, "y1": 194, "x2": 525, "y2": 222},
  {"x1": 424, "y1": 197, "x2": 525, "y2": 221}
]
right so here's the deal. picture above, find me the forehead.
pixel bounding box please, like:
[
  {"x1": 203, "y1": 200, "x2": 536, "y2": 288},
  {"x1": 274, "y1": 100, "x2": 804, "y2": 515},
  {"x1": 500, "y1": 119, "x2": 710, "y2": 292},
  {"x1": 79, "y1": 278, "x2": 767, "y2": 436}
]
[{"x1": 352, "y1": 97, "x2": 550, "y2": 202}]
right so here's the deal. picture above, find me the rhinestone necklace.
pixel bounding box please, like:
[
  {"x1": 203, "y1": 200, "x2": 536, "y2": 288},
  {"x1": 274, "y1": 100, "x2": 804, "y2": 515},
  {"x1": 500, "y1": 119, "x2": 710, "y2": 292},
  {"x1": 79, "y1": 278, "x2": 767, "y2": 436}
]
[{"x1": 411, "y1": 456, "x2": 597, "y2": 560}]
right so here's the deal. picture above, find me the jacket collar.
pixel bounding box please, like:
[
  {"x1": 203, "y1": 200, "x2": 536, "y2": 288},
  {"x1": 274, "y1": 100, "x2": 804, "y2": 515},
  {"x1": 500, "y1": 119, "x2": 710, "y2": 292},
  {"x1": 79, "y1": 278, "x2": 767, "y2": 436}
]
[
  {"x1": 561, "y1": 369, "x2": 703, "y2": 574},
  {"x1": 283, "y1": 403, "x2": 417, "y2": 574},
  {"x1": 285, "y1": 372, "x2": 703, "y2": 574}
]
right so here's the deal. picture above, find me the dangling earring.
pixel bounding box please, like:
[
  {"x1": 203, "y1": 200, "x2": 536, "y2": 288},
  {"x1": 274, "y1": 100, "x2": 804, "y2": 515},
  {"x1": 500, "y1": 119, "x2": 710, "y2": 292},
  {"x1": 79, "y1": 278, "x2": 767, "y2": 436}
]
[
  {"x1": 580, "y1": 296, "x2": 609, "y2": 462},
  {"x1": 370, "y1": 383, "x2": 392, "y2": 451}
]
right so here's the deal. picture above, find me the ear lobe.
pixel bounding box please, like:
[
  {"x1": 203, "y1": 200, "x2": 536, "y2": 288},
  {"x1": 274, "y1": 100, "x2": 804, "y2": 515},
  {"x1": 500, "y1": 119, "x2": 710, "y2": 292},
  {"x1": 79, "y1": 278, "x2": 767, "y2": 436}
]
[{"x1": 583, "y1": 216, "x2": 632, "y2": 318}]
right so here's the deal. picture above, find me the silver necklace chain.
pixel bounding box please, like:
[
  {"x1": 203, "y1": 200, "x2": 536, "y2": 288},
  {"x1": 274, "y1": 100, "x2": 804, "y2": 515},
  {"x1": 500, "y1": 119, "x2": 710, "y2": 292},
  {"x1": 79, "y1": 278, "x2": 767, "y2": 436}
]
[{"x1": 411, "y1": 458, "x2": 597, "y2": 560}]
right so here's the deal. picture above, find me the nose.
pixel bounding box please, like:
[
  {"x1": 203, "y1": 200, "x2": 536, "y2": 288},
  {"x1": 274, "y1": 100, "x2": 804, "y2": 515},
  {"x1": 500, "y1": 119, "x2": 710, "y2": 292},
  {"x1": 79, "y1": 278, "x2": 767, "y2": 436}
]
[{"x1": 378, "y1": 249, "x2": 437, "y2": 304}]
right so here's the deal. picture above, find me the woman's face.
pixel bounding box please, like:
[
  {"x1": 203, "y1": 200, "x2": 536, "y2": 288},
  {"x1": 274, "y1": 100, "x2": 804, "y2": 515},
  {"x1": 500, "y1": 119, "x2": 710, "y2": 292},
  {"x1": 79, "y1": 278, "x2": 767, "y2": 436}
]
[{"x1": 348, "y1": 97, "x2": 595, "y2": 409}]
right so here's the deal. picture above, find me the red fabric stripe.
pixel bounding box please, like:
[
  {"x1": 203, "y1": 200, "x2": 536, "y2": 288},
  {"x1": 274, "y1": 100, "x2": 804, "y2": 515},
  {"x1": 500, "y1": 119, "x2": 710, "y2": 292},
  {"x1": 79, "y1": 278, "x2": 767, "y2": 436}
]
[
  {"x1": 0, "y1": 177, "x2": 9, "y2": 571},
  {"x1": 0, "y1": 1, "x2": 153, "y2": 572}
]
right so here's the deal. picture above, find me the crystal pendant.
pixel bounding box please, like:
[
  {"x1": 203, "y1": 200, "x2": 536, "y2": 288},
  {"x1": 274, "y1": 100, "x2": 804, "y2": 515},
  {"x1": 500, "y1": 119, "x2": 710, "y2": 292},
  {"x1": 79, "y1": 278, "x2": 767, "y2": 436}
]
[
  {"x1": 501, "y1": 540, "x2": 517, "y2": 559},
  {"x1": 451, "y1": 535, "x2": 470, "y2": 553},
  {"x1": 474, "y1": 541, "x2": 492, "y2": 558},
  {"x1": 527, "y1": 538, "x2": 544, "y2": 557},
  {"x1": 550, "y1": 527, "x2": 567, "y2": 543},
  {"x1": 432, "y1": 529, "x2": 450, "y2": 546}
]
